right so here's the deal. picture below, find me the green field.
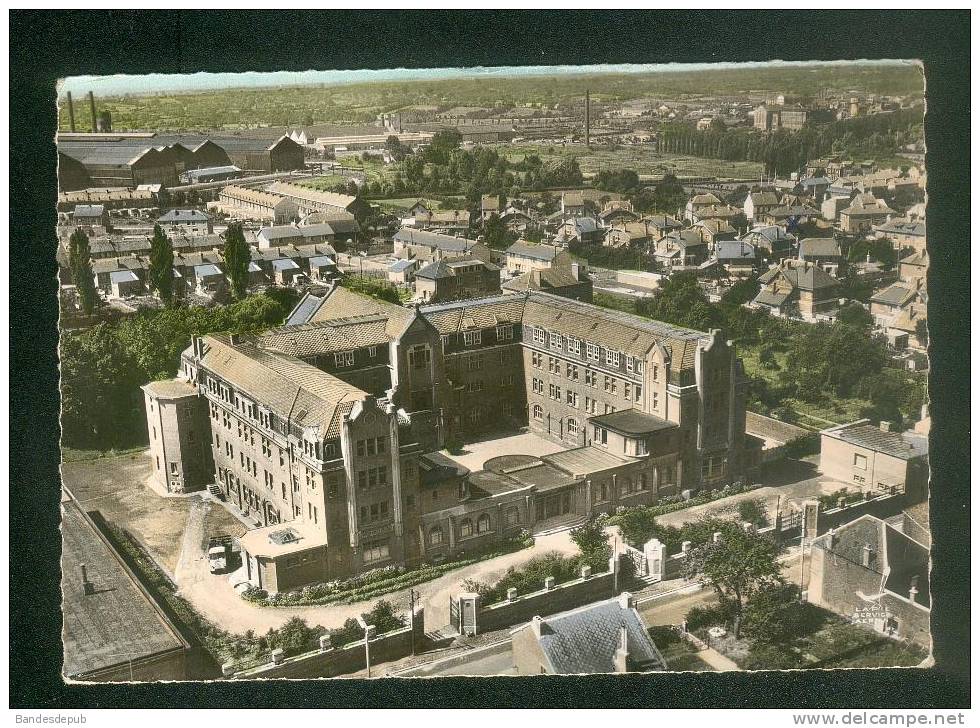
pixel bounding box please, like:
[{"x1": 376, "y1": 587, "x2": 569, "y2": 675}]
[
  {"x1": 65, "y1": 63, "x2": 922, "y2": 133},
  {"x1": 501, "y1": 142, "x2": 764, "y2": 181}
]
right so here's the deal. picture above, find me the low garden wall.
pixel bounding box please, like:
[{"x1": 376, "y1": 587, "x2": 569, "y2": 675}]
[
  {"x1": 231, "y1": 609, "x2": 425, "y2": 680},
  {"x1": 475, "y1": 559, "x2": 619, "y2": 634}
]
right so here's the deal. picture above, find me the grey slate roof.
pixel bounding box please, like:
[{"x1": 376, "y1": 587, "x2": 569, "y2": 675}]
[
  {"x1": 195, "y1": 333, "x2": 367, "y2": 437},
  {"x1": 506, "y1": 241, "x2": 559, "y2": 262},
  {"x1": 73, "y1": 204, "x2": 106, "y2": 218},
  {"x1": 521, "y1": 596, "x2": 667, "y2": 674},
  {"x1": 587, "y1": 409, "x2": 677, "y2": 436},
  {"x1": 799, "y1": 237, "x2": 841, "y2": 258},
  {"x1": 285, "y1": 292, "x2": 327, "y2": 326},
  {"x1": 158, "y1": 209, "x2": 210, "y2": 224},
  {"x1": 870, "y1": 283, "x2": 916, "y2": 307},
  {"x1": 415, "y1": 260, "x2": 455, "y2": 280},
  {"x1": 393, "y1": 227, "x2": 477, "y2": 253},
  {"x1": 822, "y1": 421, "x2": 928, "y2": 460},
  {"x1": 715, "y1": 240, "x2": 758, "y2": 262}
]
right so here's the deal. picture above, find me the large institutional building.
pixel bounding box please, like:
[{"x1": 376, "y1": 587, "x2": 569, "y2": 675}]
[{"x1": 145, "y1": 285, "x2": 751, "y2": 593}]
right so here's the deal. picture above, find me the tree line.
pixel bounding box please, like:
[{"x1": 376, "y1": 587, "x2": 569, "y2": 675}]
[{"x1": 60, "y1": 290, "x2": 298, "y2": 451}]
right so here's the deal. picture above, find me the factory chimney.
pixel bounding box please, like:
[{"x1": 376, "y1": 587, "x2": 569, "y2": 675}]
[
  {"x1": 585, "y1": 89, "x2": 591, "y2": 149},
  {"x1": 66, "y1": 91, "x2": 76, "y2": 132},
  {"x1": 87, "y1": 91, "x2": 97, "y2": 132}
]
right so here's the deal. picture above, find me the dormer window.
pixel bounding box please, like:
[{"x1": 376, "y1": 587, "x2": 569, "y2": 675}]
[{"x1": 334, "y1": 351, "x2": 354, "y2": 368}]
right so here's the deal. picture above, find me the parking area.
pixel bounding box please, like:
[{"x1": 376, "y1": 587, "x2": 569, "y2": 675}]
[{"x1": 61, "y1": 450, "x2": 244, "y2": 575}]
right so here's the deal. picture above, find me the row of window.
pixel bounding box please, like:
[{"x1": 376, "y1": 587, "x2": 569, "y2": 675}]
[
  {"x1": 333, "y1": 346, "x2": 380, "y2": 369},
  {"x1": 427, "y1": 509, "x2": 521, "y2": 546},
  {"x1": 359, "y1": 500, "x2": 389, "y2": 524},
  {"x1": 356, "y1": 437, "x2": 388, "y2": 457},
  {"x1": 356, "y1": 465, "x2": 389, "y2": 490},
  {"x1": 528, "y1": 326, "x2": 650, "y2": 376},
  {"x1": 440, "y1": 324, "x2": 514, "y2": 351}
]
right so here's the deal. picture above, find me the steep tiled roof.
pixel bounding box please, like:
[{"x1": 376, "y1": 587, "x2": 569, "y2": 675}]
[
  {"x1": 260, "y1": 315, "x2": 391, "y2": 357},
  {"x1": 197, "y1": 333, "x2": 366, "y2": 437},
  {"x1": 422, "y1": 295, "x2": 527, "y2": 334},
  {"x1": 521, "y1": 291, "x2": 706, "y2": 370},
  {"x1": 309, "y1": 285, "x2": 414, "y2": 338}
]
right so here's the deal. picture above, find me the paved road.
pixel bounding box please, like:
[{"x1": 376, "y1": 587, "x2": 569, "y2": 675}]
[{"x1": 174, "y1": 512, "x2": 578, "y2": 634}]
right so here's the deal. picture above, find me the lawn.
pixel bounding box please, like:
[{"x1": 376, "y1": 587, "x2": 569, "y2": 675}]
[
  {"x1": 738, "y1": 345, "x2": 872, "y2": 429},
  {"x1": 649, "y1": 626, "x2": 716, "y2": 672},
  {"x1": 700, "y1": 606, "x2": 927, "y2": 670}
]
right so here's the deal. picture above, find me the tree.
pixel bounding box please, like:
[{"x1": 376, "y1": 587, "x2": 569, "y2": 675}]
[
  {"x1": 68, "y1": 228, "x2": 98, "y2": 315},
  {"x1": 148, "y1": 224, "x2": 175, "y2": 307},
  {"x1": 651, "y1": 173, "x2": 687, "y2": 214},
  {"x1": 385, "y1": 135, "x2": 405, "y2": 161},
  {"x1": 265, "y1": 617, "x2": 326, "y2": 657},
  {"x1": 741, "y1": 582, "x2": 828, "y2": 646},
  {"x1": 835, "y1": 302, "x2": 874, "y2": 332},
  {"x1": 481, "y1": 213, "x2": 517, "y2": 251},
  {"x1": 569, "y1": 517, "x2": 612, "y2": 572},
  {"x1": 424, "y1": 128, "x2": 463, "y2": 165},
  {"x1": 736, "y1": 498, "x2": 769, "y2": 528},
  {"x1": 684, "y1": 522, "x2": 785, "y2": 638},
  {"x1": 637, "y1": 272, "x2": 723, "y2": 332},
  {"x1": 222, "y1": 223, "x2": 251, "y2": 300}
]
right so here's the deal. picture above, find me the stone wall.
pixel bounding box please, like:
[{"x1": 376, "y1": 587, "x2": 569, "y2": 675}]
[
  {"x1": 231, "y1": 609, "x2": 424, "y2": 679},
  {"x1": 475, "y1": 560, "x2": 619, "y2": 634},
  {"x1": 745, "y1": 411, "x2": 810, "y2": 445}
]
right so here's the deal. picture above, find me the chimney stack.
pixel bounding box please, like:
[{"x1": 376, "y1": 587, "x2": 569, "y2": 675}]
[
  {"x1": 531, "y1": 615, "x2": 543, "y2": 638},
  {"x1": 909, "y1": 575, "x2": 920, "y2": 602},
  {"x1": 879, "y1": 420, "x2": 892, "y2": 433},
  {"x1": 585, "y1": 89, "x2": 591, "y2": 149},
  {"x1": 66, "y1": 91, "x2": 76, "y2": 132},
  {"x1": 613, "y1": 624, "x2": 630, "y2": 673},
  {"x1": 80, "y1": 563, "x2": 95, "y2": 595},
  {"x1": 88, "y1": 91, "x2": 97, "y2": 132}
]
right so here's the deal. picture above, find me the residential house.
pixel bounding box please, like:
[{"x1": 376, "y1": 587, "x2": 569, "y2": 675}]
[
  {"x1": 808, "y1": 514, "x2": 930, "y2": 649},
  {"x1": 72, "y1": 204, "x2": 110, "y2": 234},
  {"x1": 555, "y1": 217, "x2": 604, "y2": 246},
  {"x1": 759, "y1": 204, "x2": 821, "y2": 229},
  {"x1": 689, "y1": 203, "x2": 742, "y2": 226},
  {"x1": 641, "y1": 214, "x2": 684, "y2": 240},
  {"x1": 267, "y1": 182, "x2": 358, "y2": 218},
  {"x1": 511, "y1": 593, "x2": 667, "y2": 675},
  {"x1": 392, "y1": 227, "x2": 482, "y2": 262},
  {"x1": 156, "y1": 209, "x2": 213, "y2": 237},
  {"x1": 839, "y1": 194, "x2": 896, "y2": 235},
  {"x1": 741, "y1": 225, "x2": 797, "y2": 261},
  {"x1": 798, "y1": 237, "x2": 844, "y2": 277},
  {"x1": 818, "y1": 419, "x2": 929, "y2": 498},
  {"x1": 499, "y1": 207, "x2": 534, "y2": 235},
  {"x1": 873, "y1": 218, "x2": 927, "y2": 255},
  {"x1": 692, "y1": 219, "x2": 738, "y2": 248},
  {"x1": 414, "y1": 256, "x2": 502, "y2": 303},
  {"x1": 501, "y1": 250, "x2": 593, "y2": 302},
  {"x1": 505, "y1": 240, "x2": 561, "y2": 273},
  {"x1": 752, "y1": 259, "x2": 840, "y2": 320},
  {"x1": 743, "y1": 190, "x2": 780, "y2": 222},
  {"x1": 480, "y1": 194, "x2": 502, "y2": 221},
  {"x1": 410, "y1": 209, "x2": 471, "y2": 236},
  {"x1": 653, "y1": 229, "x2": 710, "y2": 271},
  {"x1": 684, "y1": 192, "x2": 723, "y2": 222},
  {"x1": 560, "y1": 191, "x2": 587, "y2": 218},
  {"x1": 387, "y1": 258, "x2": 420, "y2": 286},
  {"x1": 714, "y1": 240, "x2": 759, "y2": 278},
  {"x1": 605, "y1": 221, "x2": 652, "y2": 249},
  {"x1": 597, "y1": 200, "x2": 638, "y2": 229},
  {"x1": 821, "y1": 195, "x2": 852, "y2": 224}
]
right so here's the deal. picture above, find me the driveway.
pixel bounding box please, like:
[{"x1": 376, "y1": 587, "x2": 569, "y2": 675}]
[
  {"x1": 174, "y1": 516, "x2": 579, "y2": 634},
  {"x1": 656, "y1": 457, "x2": 851, "y2": 529}
]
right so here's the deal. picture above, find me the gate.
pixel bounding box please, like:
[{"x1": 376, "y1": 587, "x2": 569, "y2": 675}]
[
  {"x1": 623, "y1": 544, "x2": 648, "y2": 577},
  {"x1": 449, "y1": 595, "x2": 461, "y2": 633}
]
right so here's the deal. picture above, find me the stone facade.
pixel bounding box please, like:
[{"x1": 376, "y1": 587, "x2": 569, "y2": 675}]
[{"x1": 143, "y1": 379, "x2": 213, "y2": 495}]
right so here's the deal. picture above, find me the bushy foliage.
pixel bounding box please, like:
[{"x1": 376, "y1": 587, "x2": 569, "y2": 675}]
[
  {"x1": 60, "y1": 292, "x2": 296, "y2": 449},
  {"x1": 341, "y1": 275, "x2": 404, "y2": 304},
  {"x1": 569, "y1": 517, "x2": 612, "y2": 572},
  {"x1": 736, "y1": 498, "x2": 769, "y2": 528},
  {"x1": 464, "y1": 551, "x2": 587, "y2": 605}
]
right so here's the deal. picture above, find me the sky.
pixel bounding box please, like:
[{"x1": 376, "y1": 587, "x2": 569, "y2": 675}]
[{"x1": 58, "y1": 59, "x2": 915, "y2": 99}]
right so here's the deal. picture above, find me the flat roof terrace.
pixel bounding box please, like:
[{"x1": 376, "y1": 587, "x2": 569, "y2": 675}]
[{"x1": 432, "y1": 430, "x2": 567, "y2": 473}]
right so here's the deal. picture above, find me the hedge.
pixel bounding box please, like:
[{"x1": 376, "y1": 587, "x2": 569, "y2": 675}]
[{"x1": 243, "y1": 532, "x2": 533, "y2": 607}]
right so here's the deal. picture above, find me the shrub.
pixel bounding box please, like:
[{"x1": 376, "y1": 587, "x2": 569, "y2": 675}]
[
  {"x1": 737, "y1": 498, "x2": 769, "y2": 528},
  {"x1": 684, "y1": 603, "x2": 733, "y2": 632}
]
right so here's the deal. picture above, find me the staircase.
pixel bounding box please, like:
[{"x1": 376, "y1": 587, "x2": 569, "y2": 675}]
[
  {"x1": 207, "y1": 484, "x2": 224, "y2": 501},
  {"x1": 532, "y1": 513, "x2": 587, "y2": 537}
]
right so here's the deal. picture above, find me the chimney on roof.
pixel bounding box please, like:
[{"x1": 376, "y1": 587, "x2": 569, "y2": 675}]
[
  {"x1": 618, "y1": 591, "x2": 635, "y2": 610},
  {"x1": 613, "y1": 624, "x2": 630, "y2": 673},
  {"x1": 879, "y1": 420, "x2": 892, "y2": 433},
  {"x1": 909, "y1": 575, "x2": 920, "y2": 602},
  {"x1": 861, "y1": 544, "x2": 874, "y2": 568},
  {"x1": 530, "y1": 615, "x2": 544, "y2": 638},
  {"x1": 80, "y1": 563, "x2": 95, "y2": 596},
  {"x1": 66, "y1": 91, "x2": 76, "y2": 132}
]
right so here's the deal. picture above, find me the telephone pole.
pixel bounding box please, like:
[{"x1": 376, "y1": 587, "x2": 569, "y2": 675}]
[{"x1": 408, "y1": 588, "x2": 419, "y2": 655}]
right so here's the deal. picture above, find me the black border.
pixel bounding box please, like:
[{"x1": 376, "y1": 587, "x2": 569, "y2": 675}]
[{"x1": 10, "y1": 9, "x2": 970, "y2": 709}]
